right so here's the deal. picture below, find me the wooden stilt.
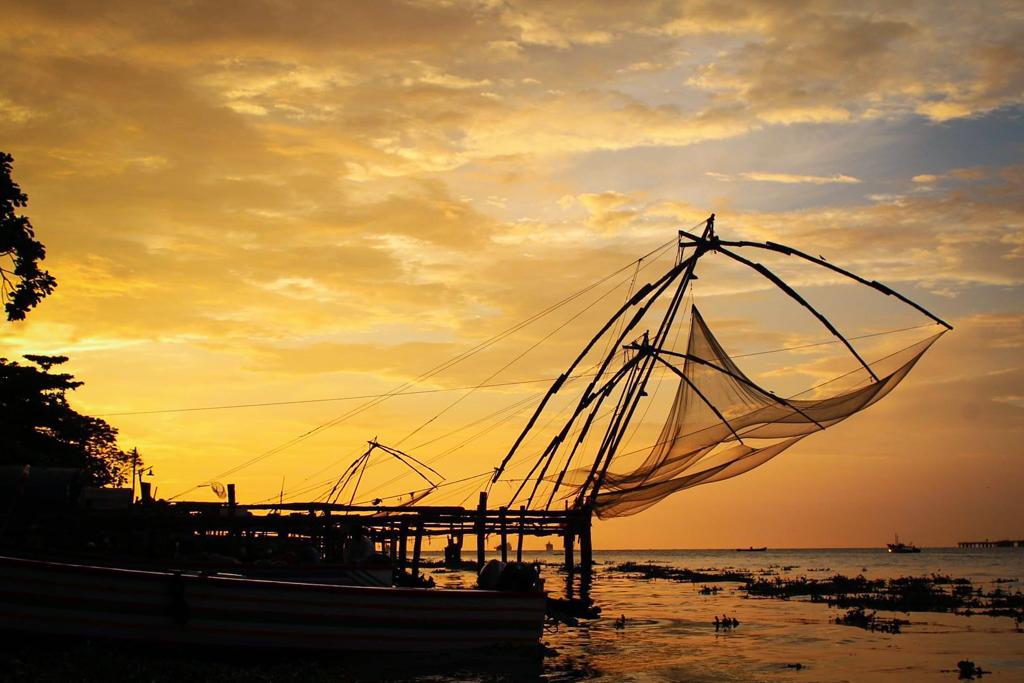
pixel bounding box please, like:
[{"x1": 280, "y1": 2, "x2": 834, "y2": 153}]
[
  {"x1": 476, "y1": 491, "x2": 487, "y2": 570},
  {"x1": 411, "y1": 523, "x2": 424, "y2": 579},
  {"x1": 398, "y1": 521, "x2": 408, "y2": 571},
  {"x1": 516, "y1": 505, "x2": 525, "y2": 563},
  {"x1": 563, "y1": 530, "x2": 575, "y2": 598},
  {"x1": 579, "y1": 510, "x2": 593, "y2": 594},
  {"x1": 499, "y1": 506, "x2": 508, "y2": 563}
]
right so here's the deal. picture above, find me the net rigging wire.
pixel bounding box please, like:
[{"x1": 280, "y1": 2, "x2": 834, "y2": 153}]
[{"x1": 166, "y1": 236, "x2": 679, "y2": 500}]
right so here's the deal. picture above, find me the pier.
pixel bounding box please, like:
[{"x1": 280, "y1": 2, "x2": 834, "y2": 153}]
[
  {"x1": 2, "y1": 485, "x2": 596, "y2": 595},
  {"x1": 958, "y1": 539, "x2": 1024, "y2": 548}
]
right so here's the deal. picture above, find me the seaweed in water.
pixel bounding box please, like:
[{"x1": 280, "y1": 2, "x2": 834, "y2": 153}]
[
  {"x1": 744, "y1": 573, "x2": 1023, "y2": 618},
  {"x1": 607, "y1": 562, "x2": 750, "y2": 583}
]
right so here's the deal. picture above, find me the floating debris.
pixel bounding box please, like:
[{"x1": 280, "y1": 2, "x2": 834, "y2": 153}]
[
  {"x1": 546, "y1": 596, "x2": 601, "y2": 627},
  {"x1": 955, "y1": 660, "x2": 990, "y2": 680},
  {"x1": 714, "y1": 614, "x2": 740, "y2": 631},
  {"x1": 834, "y1": 607, "x2": 907, "y2": 633}
]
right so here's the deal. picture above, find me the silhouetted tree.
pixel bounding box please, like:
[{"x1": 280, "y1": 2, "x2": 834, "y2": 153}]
[
  {"x1": 1, "y1": 151, "x2": 56, "y2": 321},
  {"x1": 0, "y1": 355, "x2": 136, "y2": 486}
]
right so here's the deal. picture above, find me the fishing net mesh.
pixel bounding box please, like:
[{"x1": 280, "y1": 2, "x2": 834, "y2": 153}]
[{"x1": 577, "y1": 308, "x2": 943, "y2": 518}]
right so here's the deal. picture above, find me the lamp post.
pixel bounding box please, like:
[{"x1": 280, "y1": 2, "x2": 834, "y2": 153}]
[
  {"x1": 130, "y1": 448, "x2": 138, "y2": 503},
  {"x1": 134, "y1": 463, "x2": 154, "y2": 504}
]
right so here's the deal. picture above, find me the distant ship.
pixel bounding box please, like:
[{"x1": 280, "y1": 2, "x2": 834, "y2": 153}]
[
  {"x1": 887, "y1": 534, "x2": 920, "y2": 553},
  {"x1": 545, "y1": 541, "x2": 554, "y2": 552},
  {"x1": 736, "y1": 546, "x2": 767, "y2": 552}
]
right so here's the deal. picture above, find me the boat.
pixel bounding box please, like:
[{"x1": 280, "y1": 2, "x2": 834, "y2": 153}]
[
  {"x1": 10, "y1": 550, "x2": 396, "y2": 587},
  {"x1": 545, "y1": 541, "x2": 554, "y2": 552},
  {"x1": 736, "y1": 546, "x2": 767, "y2": 552},
  {"x1": 0, "y1": 554, "x2": 546, "y2": 652},
  {"x1": 887, "y1": 534, "x2": 921, "y2": 553}
]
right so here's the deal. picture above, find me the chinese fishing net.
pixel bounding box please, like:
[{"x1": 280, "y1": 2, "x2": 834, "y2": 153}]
[{"x1": 576, "y1": 307, "x2": 944, "y2": 518}]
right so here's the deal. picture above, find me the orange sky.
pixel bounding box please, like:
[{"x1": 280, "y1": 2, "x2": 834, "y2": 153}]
[{"x1": 1, "y1": 1, "x2": 1022, "y2": 548}]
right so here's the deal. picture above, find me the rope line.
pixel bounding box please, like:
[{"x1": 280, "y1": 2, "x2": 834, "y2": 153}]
[{"x1": 165, "y1": 239, "x2": 677, "y2": 499}]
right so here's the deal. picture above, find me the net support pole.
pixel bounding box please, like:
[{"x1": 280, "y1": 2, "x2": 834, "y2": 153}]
[
  {"x1": 584, "y1": 215, "x2": 715, "y2": 508},
  {"x1": 713, "y1": 245, "x2": 879, "y2": 381},
  {"x1": 710, "y1": 238, "x2": 953, "y2": 330},
  {"x1": 647, "y1": 351, "x2": 746, "y2": 444},
  {"x1": 647, "y1": 347, "x2": 826, "y2": 429},
  {"x1": 492, "y1": 254, "x2": 696, "y2": 484}
]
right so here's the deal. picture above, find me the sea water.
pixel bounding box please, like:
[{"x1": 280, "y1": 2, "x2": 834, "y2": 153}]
[
  {"x1": 426, "y1": 547, "x2": 1024, "y2": 682},
  {"x1": 4, "y1": 548, "x2": 1020, "y2": 682}
]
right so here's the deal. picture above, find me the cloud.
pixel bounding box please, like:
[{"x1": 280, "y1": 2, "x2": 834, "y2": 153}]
[
  {"x1": 707, "y1": 171, "x2": 862, "y2": 185},
  {"x1": 0, "y1": 0, "x2": 1020, "y2": 534},
  {"x1": 683, "y1": 3, "x2": 1024, "y2": 124},
  {"x1": 3, "y1": 0, "x2": 1020, "y2": 186}
]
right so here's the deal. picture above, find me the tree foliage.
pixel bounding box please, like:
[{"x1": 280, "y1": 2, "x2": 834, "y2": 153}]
[
  {"x1": 0, "y1": 355, "x2": 135, "y2": 486},
  {"x1": 1, "y1": 151, "x2": 56, "y2": 321}
]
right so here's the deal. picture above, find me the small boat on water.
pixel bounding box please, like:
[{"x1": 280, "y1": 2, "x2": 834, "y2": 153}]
[
  {"x1": 736, "y1": 546, "x2": 767, "y2": 552},
  {"x1": 887, "y1": 534, "x2": 921, "y2": 553},
  {"x1": 0, "y1": 554, "x2": 546, "y2": 652}
]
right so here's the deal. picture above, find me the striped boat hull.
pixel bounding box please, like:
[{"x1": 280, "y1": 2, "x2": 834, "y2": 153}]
[{"x1": 0, "y1": 555, "x2": 546, "y2": 652}]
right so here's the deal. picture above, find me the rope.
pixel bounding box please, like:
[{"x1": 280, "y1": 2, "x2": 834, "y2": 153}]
[{"x1": 167, "y1": 236, "x2": 678, "y2": 499}]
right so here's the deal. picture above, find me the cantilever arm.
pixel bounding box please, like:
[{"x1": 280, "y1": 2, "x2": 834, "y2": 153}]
[
  {"x1": 324, "y1": 447, "x2": 372, "y2": 504},
  {"x1": 491, "y1": 253, "x2": 697, "y2": 484},
  {"x1": 713, "y1": 246, "x2": 879, "y2": 381},
  {"x1": 647, "y1": 347, "x2": 825, "y2": 429},
  {"x1": 648, "y1": 353, "x2": 745, "y2": 444},
  {"x1": 507, "y1": 351, "x2": 645, "y2": 506},
  {"x1": 372, "y1": 441, "x2": 445, "y2": 485},
  {"x1": 717, "y1": 239, "x2": 953, "y2": 330}
]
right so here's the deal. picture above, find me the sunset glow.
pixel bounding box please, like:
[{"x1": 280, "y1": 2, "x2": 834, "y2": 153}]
[{"x1": 2, "y1": 1, "x2": 1021, "y2": 548}]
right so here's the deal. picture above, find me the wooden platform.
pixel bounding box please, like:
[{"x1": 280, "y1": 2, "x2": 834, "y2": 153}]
[{"x1": 2, "y1": 488, "x2": 597, "y2": 593}]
